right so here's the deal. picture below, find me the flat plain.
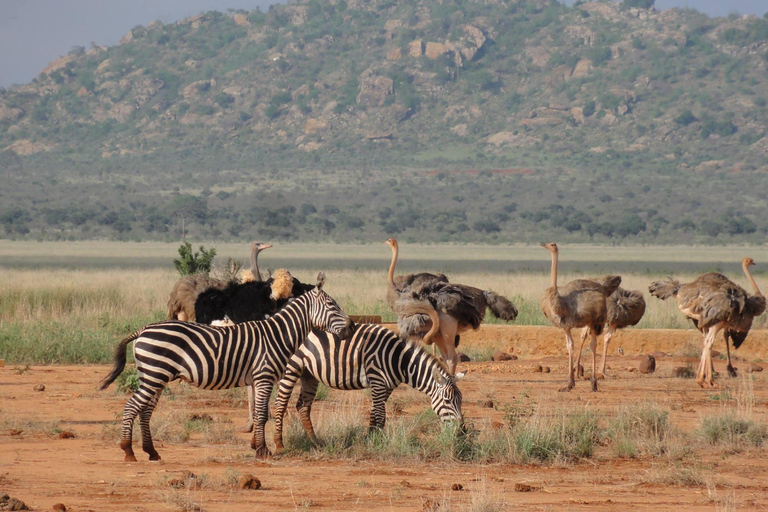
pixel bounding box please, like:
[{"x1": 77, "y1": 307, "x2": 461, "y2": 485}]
[{"x1": 1, "y1": 241, "x2": 767, "y2": 511}]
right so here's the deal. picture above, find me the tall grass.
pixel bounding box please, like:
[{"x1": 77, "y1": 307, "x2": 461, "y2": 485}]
[
  {"x1": 606, "y1": 403, "x2": 670, "y2": 457},
  {"x1": 1, "y1": 242, "x2": 765, "y2": 364},
  {"x1": 281, "y1": 400, "x2": 603, "y2": 465}
]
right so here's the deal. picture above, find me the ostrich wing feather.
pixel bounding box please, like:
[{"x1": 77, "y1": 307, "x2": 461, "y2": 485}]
[
  {"x1": 607, "y1": 287, "x2": 646, "y2": 328},
  {"x1": 648, "y1": 277, "x2": 681, "y2": 300},
  {"x1": 483, "y1": 291, "x2": 518, "y2": 321}
]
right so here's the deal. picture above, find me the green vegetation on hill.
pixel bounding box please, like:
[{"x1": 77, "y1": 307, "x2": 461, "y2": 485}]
[{"x1": 1, "y1": 0, "x2": 767, "y2": 243}]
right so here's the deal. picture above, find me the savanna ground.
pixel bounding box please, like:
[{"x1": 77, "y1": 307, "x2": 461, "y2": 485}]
[{"x1": 1, "y1": 242, "x2": 767, "y2": 511}]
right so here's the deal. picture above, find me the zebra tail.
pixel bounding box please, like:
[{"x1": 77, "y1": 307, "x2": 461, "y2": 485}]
[
  {"x1": 484, "y1": 291, "x2": 518, "y2": 321},
  {"x1": 99, "y1": 330, "x2": 141, "y2": 390}
]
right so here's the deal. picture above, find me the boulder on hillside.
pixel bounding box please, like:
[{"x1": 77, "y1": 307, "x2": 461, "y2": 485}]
[
  {"x1": 356, "y1": 73, "x2": 393, "y2": 107},
  {"x1": 305, "y1": 118, "x2": 329, "y2": 134},
  {"x1": 526, "y1": 46, "x2": 551, "y2": 67},
  {"x1": 0, "y1": 107, "x2": 24, "y2": 122},
  {"x1": 387, "y1": 48, "x2": 403, "y2": 61},
  {"x1": 409, "y1": 40, "x2": 423, "y2": 57},
  {"x1": 571, "y1": 59, "x2": 592, "y2": 78},
  {"x1": 519, "y1": 117, "x2": 563, "y2": 128},
  {"x1": 425, "y1": 42, "x2": 450, "y2": 59},
  {"x1": 233, "y1": 13, "x2": 250, "y2": 26}
]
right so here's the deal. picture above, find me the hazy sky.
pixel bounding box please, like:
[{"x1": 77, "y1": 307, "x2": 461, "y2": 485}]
[{"x1": 1, "y1": 0, "x2": 767, "y2": 88}]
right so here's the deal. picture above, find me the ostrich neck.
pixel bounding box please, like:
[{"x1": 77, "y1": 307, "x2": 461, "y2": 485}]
[
  {"x1": 743, "y1": 262, "x2": 762, "y2": 296},
  {"x1": 387, "y1": 245, "x2": 398, "y2": 289},
  {"x1": 549, "y1": 250, "x2": 559, "y2": 293},
  {"x1": 251, "y1": 251, "x2": 262, "y2": 282}
]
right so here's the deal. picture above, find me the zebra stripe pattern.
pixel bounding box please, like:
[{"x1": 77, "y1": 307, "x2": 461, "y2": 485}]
[
  {"x1": 273, "y1": 323, "x2": 463, "y2": 453},
  {"x1": 100, "y1": 273, "x2": 354, "y2": 461}
]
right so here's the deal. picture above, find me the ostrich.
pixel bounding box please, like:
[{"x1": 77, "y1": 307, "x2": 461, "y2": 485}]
[
  {"x1": 166, "y1": 241, "x2": 271, "y2": 321},
  {"x1": 194, "y1": 268, "x2": 314, "y2": 324},
  {"x1": 540, "y1": 242, "x2": 620, "y2": 392},
  {"x1": 239, "y1": 241, "x2": 273, "y2": 283},
  {"x1": 384, "y1": 237, "x2": 517, "y2": 375},
  {"x1": 649, "y1": 257, "x2": 765, "y2": 387},
  {"x1": 194, "y1": 268, "x2": 315, "y2": 431},
  {"x1": 384, "y1": 237, "x2": 448, "y2": 309},
  {"x1": 396, "y1": 276, "x2": 518, "y2": 376},
  {"x1": 575, "y1": 286, "x2": 646, "y2": 378}
]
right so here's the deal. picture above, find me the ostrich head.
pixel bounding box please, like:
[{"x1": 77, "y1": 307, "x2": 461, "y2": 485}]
[
  {"x1": 384, "y1": 238, "x2": 398, "y2": 250},
  {"x1": 540, "y1": 242, "x2": 558, "y2": 253},
  {"x1": 252, "y1": 241, "x2": 273, "y2": 254},
  {"x1": 743, "y1": 257, "x2": 756, "y2": 267}
]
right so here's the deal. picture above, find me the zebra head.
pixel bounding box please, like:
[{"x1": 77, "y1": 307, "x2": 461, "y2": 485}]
[
  {"x1": 309, "y1": 272, "x2": 356, "y2": 339},
  {"x1": 430, "y1": 368, "x2": 464, "y2": 423}
]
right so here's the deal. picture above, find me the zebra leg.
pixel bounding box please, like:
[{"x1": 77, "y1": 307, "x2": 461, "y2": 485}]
[
  {"x1": 139, "y1": 389, "x2": 162, "y2": 461},
  {"x1": 368, "y1": 385, "x2": 394, "y2": 433},
  {"x1": 119, "y1": 385, "x2": 161, "y2": 462},
  {"x1": 250, "y1": 379, "x2": 274, "y2": 458},
  {"x1": 296, "y1": 373, "x2": 320, "y2": 444},
  {"x1": 273, "y1": 355, "x2": 305, "y2": 454}
]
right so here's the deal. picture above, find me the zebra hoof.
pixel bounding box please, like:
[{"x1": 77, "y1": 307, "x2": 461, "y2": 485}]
[
  {"x1": 124, "y1": 454, "x2": 138, "y2": 462},
  {"x1": 253, "y1": 445, "x2": 272, "y2": 458},
  {"x1": 149, "y1": 453, "x2": 162, "y2": 461}
]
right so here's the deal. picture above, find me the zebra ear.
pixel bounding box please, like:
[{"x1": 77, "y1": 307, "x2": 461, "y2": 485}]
[
  {"x1": 432, "y1": 367, "x2": 448, "y2": 385},
  {"x1": 315, "y1": 272, "x2": 326, "y2": 290}
]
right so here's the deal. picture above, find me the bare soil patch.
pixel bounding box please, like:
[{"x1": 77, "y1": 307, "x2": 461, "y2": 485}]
[{"x1": 1, "y1": 326, "x2": 767, "y2": 511}]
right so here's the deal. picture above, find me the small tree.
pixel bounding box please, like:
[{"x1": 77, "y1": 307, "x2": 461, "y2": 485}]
[{"x1": 173, "y1": 242, "x2": 216, "y2": 277}]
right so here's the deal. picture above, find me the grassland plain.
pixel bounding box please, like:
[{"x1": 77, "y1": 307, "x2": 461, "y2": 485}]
[{"x1": 0, "y1": 241, "x2": 765, "y2": 364}]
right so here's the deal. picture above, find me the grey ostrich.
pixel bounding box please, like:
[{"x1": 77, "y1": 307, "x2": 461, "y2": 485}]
[
  {"x1": 384, "y1": 237, "x2": 448, "y2": 309},
  {"x1": 649, "y1": 257, "x2": 765, "y2": 387},
  {"x1": 240, "y1": 241, "x2": 273, "y2": 283},
  {"x1": 540, "y1": 242, "x2": 620, "y2": 392},
  {"x1": 385, "y1": 238, "x2": 517, "y2": 375},
  {"x1": 166, "y1": 241, "x2": 271, "y2": 321},
  {"x1": 575, "y1": 285, "x2": 646, "y2": 378}
]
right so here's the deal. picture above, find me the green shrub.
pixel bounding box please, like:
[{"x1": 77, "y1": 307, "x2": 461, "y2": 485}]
[
  {"x1": 674, "y1": 109, "x2": 697, "y2": 126},
  {"x1": 700, "y1": 414, "x2": 768, "y2": 448},
  {"x1": 116, "y1": 365, "x2": 140, "y2": 393},
  {"x1": 607, "y1": 404, "x2": 670, "y2": 457},
  {"x1": 173, "y1": 242, "x2": 216, "y2": 277}
]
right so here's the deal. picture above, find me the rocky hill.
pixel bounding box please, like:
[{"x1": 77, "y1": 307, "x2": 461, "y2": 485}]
[{"x1": 1, "y1": 0, "x2": 767, "y2": 244}]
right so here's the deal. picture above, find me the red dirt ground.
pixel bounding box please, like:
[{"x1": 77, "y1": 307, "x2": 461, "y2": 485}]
[{"x1": 2, "y1": 326, "x2": 767, "y2": 512}]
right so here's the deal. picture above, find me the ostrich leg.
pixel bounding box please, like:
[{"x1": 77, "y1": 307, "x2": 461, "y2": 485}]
[
  {"x1": 559, "y1": 329, "x2": 576, "y2": 392},
  {"x1": 600, "y1": 326, "x2": 615, "y2": 377},
  {"x1": 697, "y1": 326, "x2": 720, "y2": 388},
  {"x1": 240, "y1": 384, "x2": 255, "y2": 433},
  {"x1": 723, "y1": 332, "x2": 738, "y2": 378},
  {"x1": 574, "y1": 328, "x2": 592, "y2": 379},
  {"x1": 589, "y1": 328, "x2": 599, "y2": 392}
]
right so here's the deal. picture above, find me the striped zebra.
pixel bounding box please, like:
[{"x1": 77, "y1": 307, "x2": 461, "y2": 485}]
[
  {"x1": 99, "y1": 273, "x2": 354, "y2": 461},
  {"x1": 272, "y1": 323, "x2": 464, "y2": 453}
]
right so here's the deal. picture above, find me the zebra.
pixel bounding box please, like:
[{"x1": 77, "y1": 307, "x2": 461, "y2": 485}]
[
  {"x1": 272, "y1": 323, "x2": 464, "y2": 453},
  {"x1": 99, "y1": 272, "x2": 354, "y2": 461}
]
